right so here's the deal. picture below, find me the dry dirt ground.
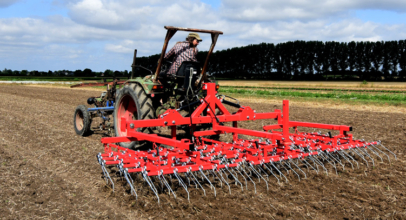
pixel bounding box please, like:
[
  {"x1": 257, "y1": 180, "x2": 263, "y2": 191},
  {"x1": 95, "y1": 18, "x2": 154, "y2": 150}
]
[{"x1": 0, "y1": 84, "x2": 405, "y2": 220}]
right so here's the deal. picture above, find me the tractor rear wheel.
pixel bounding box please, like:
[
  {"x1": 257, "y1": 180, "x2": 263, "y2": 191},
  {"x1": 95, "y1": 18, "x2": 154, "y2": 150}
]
[
  {"x1": 114, "y1": 84, "x2": 156, "y2": 149},
  {"x1": 73, "y1": 105, "x2": 92, "y2": 136}
]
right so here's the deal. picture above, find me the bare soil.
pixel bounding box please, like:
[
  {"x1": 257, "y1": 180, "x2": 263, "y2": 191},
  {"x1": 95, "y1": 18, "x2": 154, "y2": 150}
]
[{"x1": 0, "y1": 84, "x2": 405, "y2": 219}]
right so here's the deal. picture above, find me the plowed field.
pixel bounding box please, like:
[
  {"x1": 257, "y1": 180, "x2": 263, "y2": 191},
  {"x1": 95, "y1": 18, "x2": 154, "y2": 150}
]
[{"x1": 0, "y1": 84, "x2": 405, "y2": 219}]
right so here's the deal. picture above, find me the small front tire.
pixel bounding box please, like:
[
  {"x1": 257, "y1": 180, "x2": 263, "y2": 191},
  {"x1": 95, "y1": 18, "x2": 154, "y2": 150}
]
[{"x1": 73, "y1": 105, "x2": 92, "y2": 136}]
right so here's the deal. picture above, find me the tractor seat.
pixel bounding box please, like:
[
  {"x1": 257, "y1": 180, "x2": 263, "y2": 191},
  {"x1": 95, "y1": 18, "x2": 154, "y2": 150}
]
[{"x1": 175, "y1": 61, "x2": 200, "y2": 92}]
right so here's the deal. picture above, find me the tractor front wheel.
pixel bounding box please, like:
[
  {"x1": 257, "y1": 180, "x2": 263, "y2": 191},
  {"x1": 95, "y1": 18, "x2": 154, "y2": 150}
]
[
  {"x1": 114, "y1": 84, "x2": 155, "y2": 149},
  {"x1": 73, "y1": 105, "x2": 92, "y2": 136}
]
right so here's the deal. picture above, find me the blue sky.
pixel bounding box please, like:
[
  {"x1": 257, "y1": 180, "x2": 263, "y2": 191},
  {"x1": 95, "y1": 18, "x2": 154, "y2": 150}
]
[{"x1": 1, "y1": 0, "x2": 405, "y2": 72}]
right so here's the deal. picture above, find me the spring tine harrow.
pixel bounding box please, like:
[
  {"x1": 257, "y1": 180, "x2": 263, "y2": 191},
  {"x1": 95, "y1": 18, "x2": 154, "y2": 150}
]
[
  {"x1": 359, "y1": 148, "x2": 375, "y2": 166},
  {"x1": 289, "y1": 158, "x2": 307, "y2": 179},
  {"x1": 226, "y1": 166, "x2": 243, "y2": 191},
  {"x1": 189, "y1": 171, "x2": 206, "y2": 196},
  {"x1": 199, "y1": 169, "x2": 216, "y2": 197},
  {"x1": 269, "y1": 162, "x2": 288, "y2": 183},
  {"x1": 263, "y1": 163, "x2": 280, "y2": 184},
  {"x1": 174, "y1": 171, "x2": 189, "y2": 201},
  {"x1": 367, "y1": 146, "x2": 384, "y2": 162},
  {"x1": 235, "y1": 167, "x2": 249, "y2": 189},
  {"x1": 249, "y1": 164, "x2": 269, "y2": 191},
  {"x1": 378, "y1": 142, "x2": 397, "y2": 160},
  {"x1": 95, "y1": 83, "x2": 396, "y2": 202},
  {"x1": 124, "y1": 170, "x2": 137, "y2": 199},
  {"x1": 159, "y1": 173, "x2": 176, "y2": 199},
  {"x1": 283, "y1": 160, "x2": 301, "y2": 181},
  {"x1": 218, "y1": 169, "x2": 232, "y2": 194},
  {"x1": 370, "y1": 144, "x2": 390, "y2": 162},
  {"x1": 240, "y1": 166, "x2": 256, "y2": 193}
]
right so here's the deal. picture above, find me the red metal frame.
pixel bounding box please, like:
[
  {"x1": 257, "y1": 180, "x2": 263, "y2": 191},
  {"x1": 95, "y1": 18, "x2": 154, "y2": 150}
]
[{"x1": 98, "y1": 83, "x2": 375, "y2": 177}]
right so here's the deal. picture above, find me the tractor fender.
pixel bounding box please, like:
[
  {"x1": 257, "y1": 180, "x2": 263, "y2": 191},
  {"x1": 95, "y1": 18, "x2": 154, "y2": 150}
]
[{"x1": 126, "y1": 77, "x2": 160, "y2": 95}]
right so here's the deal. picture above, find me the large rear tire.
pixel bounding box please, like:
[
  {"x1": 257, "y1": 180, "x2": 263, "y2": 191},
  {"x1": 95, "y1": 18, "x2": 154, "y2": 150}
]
[
  {"x1": 114, "y1": 84, "x2": 155, "y2": 149},
  {"x1": 73, "y1": 105, "x2": 92, "y2": 136}
]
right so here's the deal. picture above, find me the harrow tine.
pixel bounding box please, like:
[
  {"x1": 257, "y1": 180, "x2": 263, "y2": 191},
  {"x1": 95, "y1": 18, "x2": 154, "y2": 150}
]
[
  {"x1": 124, "y1": 171, "x2": 138, "y2": 199},
  {"x1": 301, "y1": 159, "x2": 318, "y2": 174},
  {"x1": 283, "y1": 161, "x2": 301, "y2": 181},
  {"x1": 342, "y1": 150, "x2": 359, "y2": 169},
  {"x1": 235, "y1": 167, "x2": 248, "y2": 189},
  {"x1": 279, "y1": 161, "x2": 290, "y2": 175},
  {"x1": 210, "y1": 169, "x2": 223, "y2": 188},
  {"x1": 310, "y1": 155, "x2": 328, "y2": 175},
  {"x1": 249, "y1": 164, "x2": 268, "y2": 190},
  {"x1": 289, "y1": 158, "x2": 307, "y2": 179},
  {"x1": 101, "y1": 163, "x2": 115, "y2": 191},
  {"x1": 174, "y1": 171, "x2": 190, "y2": 201},
  {"x1": 199, "y1": 169, "x2": 216, "y2": 197},
  {"x1": 257, "y1": 165, "x2": 270, "y2": 180},
  {"x1": 270, "y1": 162, "x2": 288, "y2": 183},
  {"x1": 366, "y1": 146, "x2": 384, "y2": 162},
  {"x1": 189, "y1": 171, "x2": 206, "y2": 196},
  {"x1": 226, "y1": 166, "x2": 244, "y2": 191},
  {"x1": 306, "y1": 156, "x2": 319, "y2": 173},
  {"x1": 300, "y1": 158, "x2": 310, "y2": 172},
  {"x1": 351, "y1": 148, "x2": 369, "y2": 167},
  {"x1": 217, "y1": 169, "x2": 231, "y2": 194},
  {"x1": 240, "y1": 166, "x2": 256, "y2": 193},
  {"x1": 263, "y1": 163, "x2": 280, "y2": 184},
  {"x1": 185, "y1": 172, "x2": 196, "y2": 188},
  {"x1": 319, "y1": 152, "x2": 338, "y2": 175},
  {"x1": 337, "y1": 151, "x2": 354, "y2": 170},
  {"x1": 359, "y1": 148, "x2": 375, "y2": 167},
  {"x1": 326, "y1": 151, "x2": 345, "y2": 170},
  {"x1": 143, "y1": 173, "x2": 160, "y2": 203},
  {"x1": 378, "y1": 142, "x2": 396, "y2": 160},
  {"x1": 159, "y1": 174, "x2": 176, "y2": 199},
  {"x1": 370, "y1": 144, "x2": 390, "y2": 163}
]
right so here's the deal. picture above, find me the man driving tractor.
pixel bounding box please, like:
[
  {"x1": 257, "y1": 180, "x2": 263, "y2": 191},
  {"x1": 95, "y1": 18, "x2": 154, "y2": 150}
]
[{"x1": 164, "y1": 33, "x2": 202, "y2": 75}]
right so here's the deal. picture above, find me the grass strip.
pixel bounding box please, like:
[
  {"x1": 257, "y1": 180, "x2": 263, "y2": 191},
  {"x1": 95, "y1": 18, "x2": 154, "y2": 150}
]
[
  {"x1": 221, "y1": 85, "x2": 406, "y2": 94},
  {"x1": 219, "y1": 87, "x2": 406, "y2": 103}
]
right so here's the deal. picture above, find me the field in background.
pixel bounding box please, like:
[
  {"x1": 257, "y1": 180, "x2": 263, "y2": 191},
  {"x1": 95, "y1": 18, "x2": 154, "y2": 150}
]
[
  {"x1": 218, "y1": 80, "x2": 406, "y2": 89},
  {"x1": 2, "y1": 79, "x2": 406, "y2": 112},
  {"x1": 218, "y1": 80, "x2": 406, "y2": 112}
]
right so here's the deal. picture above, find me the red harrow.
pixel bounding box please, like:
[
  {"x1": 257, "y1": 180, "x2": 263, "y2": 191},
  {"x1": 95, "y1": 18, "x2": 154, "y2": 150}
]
[{"x1": 97, "y1": 83, "x2": 396, "y2": 202}]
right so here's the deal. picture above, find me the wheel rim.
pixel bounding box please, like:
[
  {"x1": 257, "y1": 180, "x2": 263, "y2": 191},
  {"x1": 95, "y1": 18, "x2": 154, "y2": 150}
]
[
  {"x1": 75, "y1": 110, "x2": 84, "y2": 131},
  {"x1": 117, "y1": 94, "x2": 137, "y2": 136}
]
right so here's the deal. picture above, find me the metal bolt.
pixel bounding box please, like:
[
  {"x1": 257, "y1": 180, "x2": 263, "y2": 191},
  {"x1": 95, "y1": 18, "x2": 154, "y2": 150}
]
[
  {"x1": 247, "y1": 116, "x2": 249, "y2": 119},
  {"x1": 164, "y1": 121, "x2": 167, "y2": 125},
  {"x1": 172, "y1": 120, "x2": 175, "y2": 124},
  {"x1": 130, "y1": 123, "x2": 134, "y2": 129}
]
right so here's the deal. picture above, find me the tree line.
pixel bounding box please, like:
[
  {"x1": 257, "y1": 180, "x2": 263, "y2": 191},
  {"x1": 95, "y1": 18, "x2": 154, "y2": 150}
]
[
  {"x1": 2, "y1": 40, "x2": 405, "y2": 81},
  {"x1": 137, "y1": 40, "x2": 406, "y2": 81},
  {"x1": 0, "y1": 68, "x2": 129, "y2": 78}
]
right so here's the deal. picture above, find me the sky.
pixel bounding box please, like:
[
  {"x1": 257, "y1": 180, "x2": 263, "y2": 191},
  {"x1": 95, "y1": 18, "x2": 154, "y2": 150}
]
[{"x1": 0, "y1": 0, "x2": 405, "y2": 72}]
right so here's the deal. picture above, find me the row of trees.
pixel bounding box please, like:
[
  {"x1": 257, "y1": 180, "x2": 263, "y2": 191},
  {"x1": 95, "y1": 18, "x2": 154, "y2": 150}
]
[
  {"x1": 2, "y1": 40, "x2": 405, "y2": 80},
  {"x1": 0, "y1": 68, "x2": 130, "y2": 78},
  {"x1": 137, "y1": 40, "x2": 406, "y2": 80}
]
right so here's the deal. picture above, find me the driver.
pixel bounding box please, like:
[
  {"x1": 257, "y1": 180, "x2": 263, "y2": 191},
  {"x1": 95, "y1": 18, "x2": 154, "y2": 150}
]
[{"x1": 164, "y1": 33, "x2": 202, "y2": 75}]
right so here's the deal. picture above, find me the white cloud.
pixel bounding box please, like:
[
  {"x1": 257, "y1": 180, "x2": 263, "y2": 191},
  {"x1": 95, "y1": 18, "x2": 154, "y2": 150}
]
[
  {"x1": 0, "y1": 0, "x2": 20, "y2": 8},
  {"x1": 221, "y1": 0, "x2": 406, "y2": 21},
  {"x1": 0, "y1": 0, "x2": 406, "y2": 71}
]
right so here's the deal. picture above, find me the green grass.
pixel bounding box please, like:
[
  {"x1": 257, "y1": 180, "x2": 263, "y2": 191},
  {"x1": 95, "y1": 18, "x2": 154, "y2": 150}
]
[
  {"x1": 219, "y1": 87, "x2": 406, "y2": 105},
  {"x1": 221, "y1": 85, "x2": 406, "y2": 94}
]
